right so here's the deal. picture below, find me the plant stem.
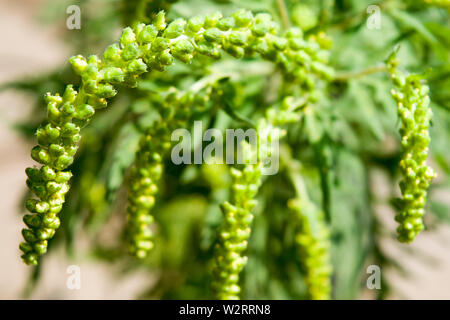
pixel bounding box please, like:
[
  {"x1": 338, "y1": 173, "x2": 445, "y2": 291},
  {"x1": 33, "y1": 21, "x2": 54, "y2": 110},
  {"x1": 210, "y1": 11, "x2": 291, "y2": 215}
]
[
  {"x1": 280, "y1": 145, "x2": 310, "y2": 203},
  {"x1": 334, "y1": 64, "x2": 387, "y2": 81},
  {"x1": 276, "y1": 0, "x2": 290, "y2": 29}
]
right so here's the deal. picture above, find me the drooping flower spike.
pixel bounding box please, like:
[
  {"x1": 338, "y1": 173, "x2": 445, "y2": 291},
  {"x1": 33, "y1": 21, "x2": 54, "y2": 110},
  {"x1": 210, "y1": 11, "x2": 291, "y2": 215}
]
[
  {"x1": 211, "y1": 101, "x2": 308, "y2": 299},
  {"x1": 125, "y1": 84, "x2": 216, "y2": 258},
  {"x1": 288, "y1": 199, "x2": 332, "y2": 300},
  {"x1": 387, "y1": 51, "x2": 436, "y2": 243}
]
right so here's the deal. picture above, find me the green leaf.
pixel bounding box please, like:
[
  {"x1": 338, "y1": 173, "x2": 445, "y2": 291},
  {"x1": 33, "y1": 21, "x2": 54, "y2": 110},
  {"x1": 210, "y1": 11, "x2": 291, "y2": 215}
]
[{"x1": 390, "y1": 9, "x2": 438, "y2": 44}]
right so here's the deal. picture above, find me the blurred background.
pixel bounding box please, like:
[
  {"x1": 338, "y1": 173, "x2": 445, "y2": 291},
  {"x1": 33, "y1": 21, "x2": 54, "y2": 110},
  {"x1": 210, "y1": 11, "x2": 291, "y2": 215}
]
[{"x1": 0, "y1": 0, "x2": 449, "y2": 299}]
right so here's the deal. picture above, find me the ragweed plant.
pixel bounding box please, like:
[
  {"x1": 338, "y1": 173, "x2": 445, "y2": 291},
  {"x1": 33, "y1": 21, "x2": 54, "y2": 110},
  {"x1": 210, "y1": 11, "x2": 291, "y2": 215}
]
[
  {"x1": 20, "y1": 8, "x2": 331, "y2": 265},
  {"x1": 8, "y1": 0, "x2": 449, "y2": 300}
]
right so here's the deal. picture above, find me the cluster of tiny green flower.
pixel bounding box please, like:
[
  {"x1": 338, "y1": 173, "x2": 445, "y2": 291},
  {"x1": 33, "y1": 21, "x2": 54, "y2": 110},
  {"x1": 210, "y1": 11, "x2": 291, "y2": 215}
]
[
  {"x1": 211, "y1": 150, "x2": 262, "y2": 300},
  {"x1": 21, "y1": 86, "x2": 86, "y2": 265},
  {"x1": 388, "y1": 56, "x2": 436, "y2": 243},
  {"x1": 211, "y1": 101, "x2": 304, "y2": 299},
  {"x1": 288, "y1": 199, "x2": 332, "y2": 300}
]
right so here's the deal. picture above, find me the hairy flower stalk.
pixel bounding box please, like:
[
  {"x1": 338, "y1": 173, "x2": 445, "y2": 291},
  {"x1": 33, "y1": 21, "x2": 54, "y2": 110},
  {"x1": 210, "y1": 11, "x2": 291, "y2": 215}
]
[
  {"x1": 387, "y1": 54, "x2": 436, "y2": 243},
  {"x1": 20, "y1": 9, "x2": 331, "y2": 265}
]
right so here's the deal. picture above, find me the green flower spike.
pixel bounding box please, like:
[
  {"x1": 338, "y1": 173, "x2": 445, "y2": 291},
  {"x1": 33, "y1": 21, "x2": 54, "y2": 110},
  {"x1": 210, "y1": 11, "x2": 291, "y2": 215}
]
[
  {"x1": 126, "y1": 82, "x2": 217, "y2": 258},
  {"x1": 211, "y1": 144, "x2": 262, "y2": 300},
  {"x1": 288, "y1": 199, "x2": 332, "y2": 300},
  {"x1": 212, "y1": 102, "x2": 303, "y2": 299},
  {"x1": 387, "y1": 53, "x2": 436, "y2": 243}
]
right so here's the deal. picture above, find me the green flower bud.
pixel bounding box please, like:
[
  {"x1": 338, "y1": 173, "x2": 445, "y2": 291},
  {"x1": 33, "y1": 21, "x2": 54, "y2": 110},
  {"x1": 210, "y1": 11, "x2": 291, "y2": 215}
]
[
  {"x1": 31, "y1": 146, "x2": 50, "y2": 165},
  {"x1": 163, "y1": 18, "x2": 186, "y2": 38},
  {"x1": 151, "y1": 37, "x2": 170, "y2": 52},
  {"x1": 44, "y1": 93, "x2": 63, "y2": 105},
  {"x1": 196, "y1": 42, "x2": 221, "y2": 59},
  {"x1": 25, "y1": 200, "x2": 39, "y2": 214},
  {"x1": 60, "y1": 122, "x2": 80, "y2": 137},
  {"x1": 154, "y1": 11, "x2": 166, "y2": 31},
  {"x1": 35, "y1": 228, "x2": 54, "y2": 240},
  {"x1": 228, "y1": 31, "x2": 247, "y2": 46},
  {"x1": 223, "y1": 44, "x2": 245, "y2": 59},
  {"x1": 88, "y1": 96, "x2": 107, "y2": 109},
  {"x1": 60, "y1": 103, "x2": 75, "y2": 118},
  {"x1": 19, "y1": 242, "x2": 33, "y2": 254},
  {"x1": 285, "y1": 27, "x2": 303, "y2": 39},
  {"x1": 232, "y1": 9, "x2": 253, "y2": 28},
  {"x1": 69, "y1": 55, "x2": 88, "y2": 75},
  {"x1": 103, "y1": 44, "x2": 121, "y2": 63},
  {"x1": 55, "y1": 171, "x2": 72, "y2": 183},
  {"x1": 103, "y1": 67, "x2": 124, "y2": 83},
  {"x1": 87, "y1": 55, "x2": 100, "y2": 67},
  {"x1": 137, "y1": 24, "x2": 158, "y2": 43},
  {"x1": 289, "y1": 38, "x2": 306, "y2": 50},
  {"x1": 217, "y1": 17, "x2": 235, "y2": 31},
  {"x1": 42, "y1": 216, "x2": 60, "y2": 229},
  {"x1": 83, "y1": 79, "x2": 98, "y2": 94},
  {"x1": 54, "y1": 155, "x2": 74, "y2": 170},
  {"x1": 172, "y1": 38, "x2": 194, "y2": 54},
  {"x1": 156, "y1": 50, "x2": 174, "y2": 66},
  {"x1": 46, "y1": 103, "x2": 60, "y2": 124},
  {"x1": 204, "y1": 11, "x2": 223, "y2": 28},
  {"x1": 49, "y1": 144, "x2": 65, "y2": 157},
  {"x1": 33, "y1": 241, "x2": 48, "y2": 255},
  {"x1": 40, "y1": 166, "x2": 56, "y2": 180},
  {"x1": 22, "y1": 229, "x2": 37, "y2": 243},
  {"x1": 126, "y1": 58, "x2": 147, "y2": 75},
  {"x1": 203, "y1": 28, "x2": 222, "y2": 42},
  {"x1": 122, "y1": 43, "x2": 140, "y2": 61},
  {"x1": 25, "y1": 167, "x2": 41, "y2": 182},
  {"x1": 187, "y1": 15, "x2": 205, "y2": 32},
  {"x1": 251, "y1": 20, "x2": 270, "y2": 37},
  {"x1": 120, "y1": 27, "x2": 136, "y2": 47},
  {"x1": 96, "y1": 84, "x2": 117, "y2": 99},
  {"x1": 63, "y1": 85, "x2": 77, "y2": 103},
  {"x1": 75, "y1": 104, "x2": 95, "y2": 120}
]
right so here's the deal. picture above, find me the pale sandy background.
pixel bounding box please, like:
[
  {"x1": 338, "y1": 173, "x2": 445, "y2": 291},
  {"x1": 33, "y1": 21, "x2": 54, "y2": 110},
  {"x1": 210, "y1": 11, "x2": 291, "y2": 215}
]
[{"x1": 0, "y1": 0, "x2": 449, "y2": 299}]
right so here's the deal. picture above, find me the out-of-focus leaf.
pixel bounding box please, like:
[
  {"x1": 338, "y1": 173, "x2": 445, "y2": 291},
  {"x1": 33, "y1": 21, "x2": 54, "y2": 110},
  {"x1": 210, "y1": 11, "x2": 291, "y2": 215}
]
[
  {"x1": 103, "y1": 123, "x2": 141, "y2": 201},
  {"x1": 390, "y1": 9, "x2": 438, "y2": 44}
]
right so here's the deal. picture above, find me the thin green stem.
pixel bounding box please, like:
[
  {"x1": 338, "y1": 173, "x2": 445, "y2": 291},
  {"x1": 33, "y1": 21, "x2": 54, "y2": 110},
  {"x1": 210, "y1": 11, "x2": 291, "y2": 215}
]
[
  {"x1": 334, "y1": 64, "x2": 387, "y2": 81},
  {"x1": 276, "y1": 0, "x2": 291, "y2": 29},
  {"x1": 280, "y1": 145, "x2": 310, "y2": 203}
]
